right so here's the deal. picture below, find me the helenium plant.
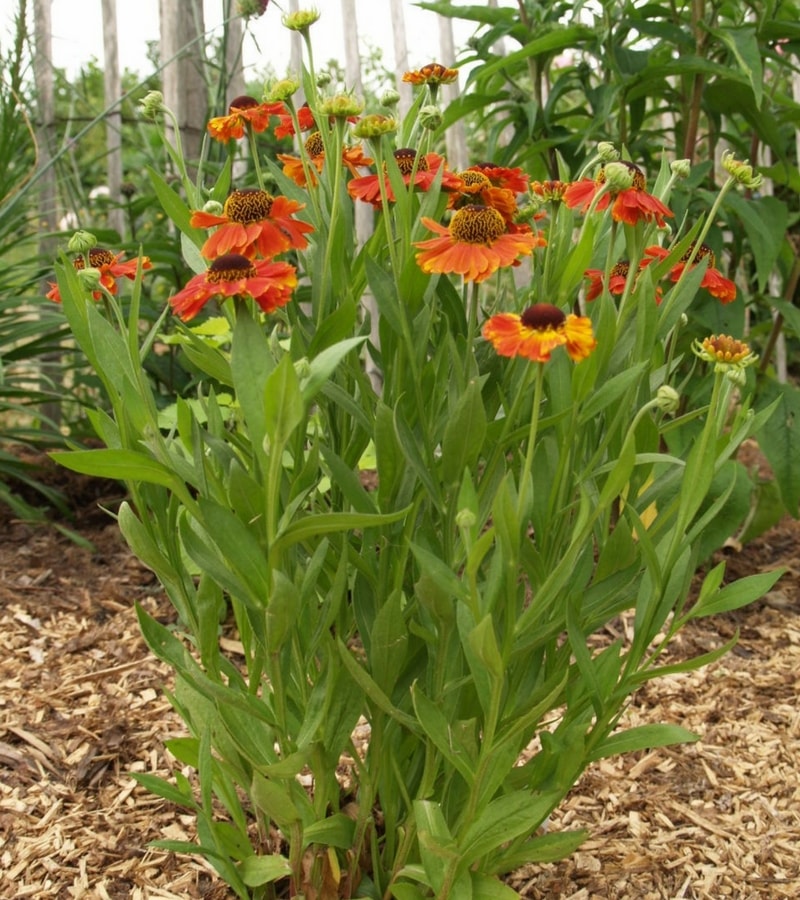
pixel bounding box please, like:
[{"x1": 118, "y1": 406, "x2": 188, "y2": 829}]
[{"x1": 53, "y1": 10, "x2": 784, "y2": 899}]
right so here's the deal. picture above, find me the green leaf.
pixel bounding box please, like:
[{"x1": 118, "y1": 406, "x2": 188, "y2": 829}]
[
  {"x1": 303, "y1": 814, "x2": 356, "y2": 850},
  {"x1": 301, "y1": 336, "x2": 367, "y2": 402},
  {"x1": 238, "y1": 854, "x2": 292, "y2": 887},
  {"x1": 51, "y1": 449, "x2": 178, "y2": 491},
  {"x1": 411, "y1": 685, "x2": 476, "y2": 784},
  {"x1": 370, "y1": 591, "x2": 409, "y2": 694},
  {"x1": 441, "y1": 379, "x2": 487, "y2": 486},
  {"x1": 589, "y1": 723, "x2": 698, "y2": 761},
  {"x1": 414, "y1": 800, "x2": 460, "y2": 897},
  {"x1": 265, "y1": 353, "x2": 305, "y2": 448},
  {"x1": 755, "y1": 379, "x2": 800, "y2": 516},
  {"x1": 688, "y1": 567, "x2": 786, "y2": 619},
  {"x1": 271, "y1": 507, "x2": 409, "y2": 560},
  {"x1": 707, "y1": 24, "x2": 763, "y2": 106},
  {"x1": 725, "y1": 194, "x2": 788, "y2": 293},
  {"x1": 460, "y1": 792, "x2": 555, "y2": 867}
]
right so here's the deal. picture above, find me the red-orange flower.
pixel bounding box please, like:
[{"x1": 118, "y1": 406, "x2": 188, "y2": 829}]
[
  {"x1": 584, "y1": 262, "x2": 630, "y2": 302},
  {"x1": 564, "y1": 162, "x2": 673, "y2": 228},
  {"x1": 207, "y1": 96, "x2": 284, "y2": 142},
  {"x1": 190, "y1": 190, "x2": 314, "y2": 260},
  {"x1": 46, "y1": 249, "x2": 152, "y2": 302},
  {"x1": 644, "y1": 243, "x2": 736, "y2": 303},
  {"x1": 348, "y1": 149, "x2": 462, "y2": 206},
  {"x1": 277, "y1": 130, "x2": 373, "y2": 187},
  {"x1": 449, "y1": 169, "x2": 521, "y2": 226},
  {"x1": 483, "y1": 303, "x2": 597, "y2": 363},
  {"x1": 414, "y1": 205, "x2": 539, "y2": 283},
  {"x1": 169, "y1": 253, "x2": 297, "y2": 321},
  {"x1": 274, "y1": 101, "x2": 314, "y2": 138},
  {"x1": 467, "y1": 162, "x2": 529, "y2": 194},
  {"x1": 402, "y1": 63, "x2": 458, "y2": 85}
]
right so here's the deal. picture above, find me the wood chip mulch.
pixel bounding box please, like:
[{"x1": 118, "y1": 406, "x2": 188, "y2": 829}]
[{"x1": 1, "y1": 505, "x2": 799, "y2": 899}]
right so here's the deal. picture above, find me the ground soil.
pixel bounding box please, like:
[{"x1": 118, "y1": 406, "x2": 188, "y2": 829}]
[{"x1": 1, "y1": 449, "x2": 799, "y2": 899}]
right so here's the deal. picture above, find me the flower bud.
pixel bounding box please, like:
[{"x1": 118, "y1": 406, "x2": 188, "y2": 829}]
[
  {"x1": 455, "y1": 508, "x2": 477, "y2": 531},
  {"x1": 419, "y1": 104, "x2": 443, "y2": 130},
  {"x1": 67, "y1": 230, "x2": 98, "y2": 253},
  {"x1": 316, "y1": 70, "x2": 332, "y2": 88},
  {"x1": 140, "y1": 90, "x2": 167, "y2": 117},
  {"x1": 380, "y1": 88, "x2": 401, "y2": 108},
  {"x1": 77, "y1": 267, "x2": 102, "y2": 291},
  {"x1": 670, "y1": 158, "x2": 691, "y2": 179},
  {"x1": 319, "y1": 93, "x2": 365, "y2": 119},
  {"x1": 236, "y1": 0, "x2": 269, "y2": 17},
  {"x1": 655, "y1": 385, "x2": 680, "y2": 414},
  {"x1": 597, "y1": 142, "x2": 620, "y2": 162},
  {"x1": 282, "y1": 8, "x2": 320, "y2": 31},
  {"x1": 265, "y1": 78, "x2": 300, "y2": 103},
  {"x1": 352, "y1": 114, "x2": 397, "y2": 139},
  {"x1": 721, "y1": 150, "x2": 763, "y2": 190},
  {"x1": 602, "y1": 161, "x2": 635, "y2": 192},
  {"x1": 202, "y1": 200, "x2": 224, "y2": 216}
]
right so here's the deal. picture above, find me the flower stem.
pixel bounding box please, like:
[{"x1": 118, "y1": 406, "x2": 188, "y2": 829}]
[{"x1": 519, "y1": 362, "x2": 545, "y2": 519}]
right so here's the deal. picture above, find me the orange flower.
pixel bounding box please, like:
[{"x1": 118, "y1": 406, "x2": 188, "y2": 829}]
[
  {"x1": 207, "y1": 96, "x2": 284, "y2": 142},
  {"x1": 46, "y1": 249, "x2": 152, "y2": 302},
  {"x1": 449, "y1": 169, "x2": 520, "y2": 226},
  {"x1": 402, "y1": 63, "x2": 458, "y2": 85},
  {"x1": 190, "y1": 189, "x2": 314, "y2": 260},
  {"x1": 644, "y1": 243, "x2": 736, "y2": 303},
  {"x1": 467, "y1": 162, "x2": 529, "y2": 194},
  {"x1": 274, "y1": 101, "x2": 314, "y2": 138},
  {"x1": 483, "y1": 303, "x2": 597, "y2": 363},
  {"x1": 169, "y1": 253, "x2": 297, "y2": 321},
  {"x1": 583, "y1": 260, "x2": 662, "y2": 303},
  {"x1": 414, "y1": 205, "x2": 539, "y2": 283},
  {"x1": 348, "y1": 149, "x2": 462, "y2": 206},
  {"x1": 564, "y1": 162, "x2": 673, "y2": 228},
  {"x1": 277, "y1": 130, "x2": 373, "y2": 187}
]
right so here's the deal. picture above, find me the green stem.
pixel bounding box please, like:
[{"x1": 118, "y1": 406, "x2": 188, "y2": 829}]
[
  {"x1": 518, "y1": 362, "x2": 546, "y2": 519},
  {"x1": 246, "y1": 122, "x2": 265, "y2": 190}
]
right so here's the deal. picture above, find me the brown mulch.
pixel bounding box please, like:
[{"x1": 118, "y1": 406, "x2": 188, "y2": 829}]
[{"x1": 1, "y1": 461, "x2": 799, "y2": 899}]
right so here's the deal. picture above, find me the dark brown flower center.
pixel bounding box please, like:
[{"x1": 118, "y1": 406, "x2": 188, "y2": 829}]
[
  {"x1": 305, "y1": 131, "x2": 324, "y2": 157},
  {"x1": 681, "y1": 242, "x2": 716, "y2": 268},
  {"x1": 458, "y1": 170, "x2": 491, "y2": 190},
  {"x1": 207, "y1": 253, "x2": 256, "y2": 283},
  {"x1": 73, "y1": 249, "x2": 114, "y2": 270},
  {"x1": 611, "y1": 261, "x2": 630, "y2": 278},
  {"x1": 520, "y1": 303, "x2": 566, "y2": 331},
  {"x1": 393, "y1": 148, "x2": 428, "y2": 176},
  {"x1": 449, "y1": 205, "x2": 505, "y2": 244},
  {"x1": 223, "y1": 189, "x2": 274, "y2": 223},
  {"x1": 229, "y1": 95, "x2": 259, "y2": 112}
]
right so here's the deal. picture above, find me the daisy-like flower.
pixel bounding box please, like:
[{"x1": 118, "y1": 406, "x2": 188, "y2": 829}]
[
  {"x1": 348, "y1": 149, "x2": 462, "y2": 206},
  {"x1": 644, "y1": 242, "x2": 736, "y2": 303},
  {"x1": 583, "y1": 260, "x2": 663, "y2": 303},
  {"x1": 563, "y1": 161, "x2": 673, "y2": 228},
  {"x1": 46, "y1": 249, "x2": 152, "y2": 302},
  {"x1": 190, "y1": 189, "x2": 314, "y2": 261},
  {"x1": 402, "y1": 63, "x2": 458, "y2": 86},
  {"x1": 467, "y1": 161, "x2": 529, "y2": 194},
  {"x1": 693, "y1": 334, "x2": 758, "y2": 371},
  {"x1": 274, "y1": 101, "x2": 314, "y2": 139},
  {"x1": 277, "y1": 130, "x2": 373, "y2": 187},
  {"x1": 206, "y1": 96, "x2": 284, "y2": 142},
  {"x1": 450, "y1": 168, "x2": 520, "y2": 226},
  {"x1": 531, "y1": 180, "x2": 569, "y2": 203},
  {"x1": 169, "y1": 253, "x2": 297, "y2": 321},
  {"x1": 414, "y1": 204, "x2": 539, "y2": 283},
  {"x1": 483, "y1": 303, "x2": 597, "y2": 363}
]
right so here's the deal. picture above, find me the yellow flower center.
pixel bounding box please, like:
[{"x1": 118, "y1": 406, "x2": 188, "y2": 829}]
[
  {"x1": 701, "y1": 334, "x2": 751, "y2": 363},
  {"x1": 597, "y1": 161, "x2": 646, "y2": 190},
  {"x1": 305, "y1": 131, "x2": 325, "y2": 158},
  {"x1": 458, "y1": 170, "x2": 491, "y2": 191},
  {"x1": 207, "y1": 253, "x2": 256, "y2": 283},
  {"x1": 73, "y1": 249, "x2": 114, "y2": 269},
  {"x1": 449, "y1": 205, "x2": 505, "y2": 244},
  {"x1": 392, "y1": 148, "x2": 429, "y2": 176},
  {"x1": 223, "y1": 189, "x2": 275, "y2": 224},
  {"x1": 520, "y1": 303, "x2": 566, "y2": 331},
  {"x1": 681, "y1": 242, "x2": 716, "y2": 268}
]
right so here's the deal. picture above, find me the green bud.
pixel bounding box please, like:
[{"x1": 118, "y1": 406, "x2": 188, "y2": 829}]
[
  {"x1": 352, "y1": 114, "x2": 397, "y2": 140},
  {"x1": 282, "y1": 8, "x2": 320, "y2": 31},
  {"x1": 655, "y1": 385, "x2": 680, "y2": 414},
  {"x1": 202, "y1": 200, "x2": 224, "y2": 216},
  {"x1": 265, "y1": 78, "x2": 300, "y2": 103},
  {"x1": 77, "y1": 267, "x2": 102, "y2": 290},
  {"x1": 721, "y1": 150, "x2": 763, "y2": 190},
  {"x1": 602, "y1": 161, "x2": 635, "y2": 192},
  {"x1": 380, "y1": 88, "x2": 401, "y2": 107},
  {"x1": 319, "y1": 93, "x2": 365, "y2": 118},
  {"x1": 670, "y1": 158, "x2": 691, "y2": 179},
  {"x1": 455, "y1": 508, "x2": 477, "y2": 531},
  {"x1": 67, "y1": 230, "x2": 98, "y2": 254},
  {"x1": 597, "y1": 142, "x2": 620, "y2": 162},
  {"x1": 419, "y1": 105, "x2": 443, "y2": 130},
  {"x1": 140, "y1": 90, "x2": 167, "y2": 118}
]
